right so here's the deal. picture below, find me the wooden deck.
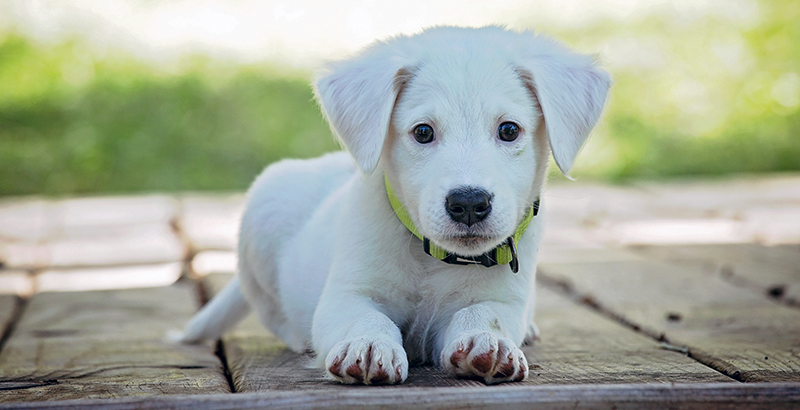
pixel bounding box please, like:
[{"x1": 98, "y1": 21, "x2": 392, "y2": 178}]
[{"x1": 1, "y1": 174, "x2": 799, "y2": 409}]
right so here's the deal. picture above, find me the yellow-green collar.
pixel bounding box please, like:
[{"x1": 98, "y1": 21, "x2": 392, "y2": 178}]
[{"x1": 385, "y1": 176, "x2": 538, "y2": 273}]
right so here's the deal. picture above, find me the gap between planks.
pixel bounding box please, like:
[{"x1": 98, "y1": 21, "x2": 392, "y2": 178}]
[
  {"x1": 536, "y1": 270, "x2": 745, "y2": 382},
  {"x1": 193, "y1": 276, "x2": 237, "y2": 393},
  {"x1": 0, "y1": 296, "x2": 27, "y2": 356},
  {"x1": 203, "y1": 271, "x2": 732, "y2": 391},
  {"x1": 628, "y1": 244, "x2": 800, "y2": 309},
  {"x1": 0, "y1": 282, "x2": 232, "y2": 402},
  {"x1": 537, "y1": 246, "x2": 800, "y2": 383}
]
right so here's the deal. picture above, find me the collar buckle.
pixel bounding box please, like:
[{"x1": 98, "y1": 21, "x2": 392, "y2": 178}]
[
  {"x1": 506, "y1": 237, "x2": 519, "y2": 273},
  {"x1": 424, "y1": 238, "x2": 496, "y2": 267},
  {"x1": 425, "y1": 237, "x2": 516, "y2": 270}
]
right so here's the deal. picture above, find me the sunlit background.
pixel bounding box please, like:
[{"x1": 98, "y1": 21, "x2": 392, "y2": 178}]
[
  {"x1": 0, "y1": 0, "x2": 798, "y2": 196},
  {"x1": 1, "y1": 5, "x2": 799, "y2": 400}
]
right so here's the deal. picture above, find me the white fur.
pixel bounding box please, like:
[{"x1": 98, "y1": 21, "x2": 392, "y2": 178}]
[{"x1": 180, "y1": 26, "x2": 610, "y2": 385}]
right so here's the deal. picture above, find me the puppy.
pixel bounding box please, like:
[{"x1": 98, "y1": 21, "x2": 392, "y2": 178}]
[{"x1": 181, "y1": 26, "x2": 610, "y2": 385}]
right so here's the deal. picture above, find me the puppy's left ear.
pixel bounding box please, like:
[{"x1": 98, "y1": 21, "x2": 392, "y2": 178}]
[
  {"x1": 315, "y1": 45, "x2": 413, "y2": 174},
  {"x1": 517, "y1": 36, "x2": 611, "y2": 176}
]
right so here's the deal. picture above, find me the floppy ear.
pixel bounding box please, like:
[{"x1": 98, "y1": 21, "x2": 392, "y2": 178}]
[
  {"x1": 314, "y1": 45, "x2": 412, "y2": 174},
  {"x1": 517, "y1": 37, "x2": 611, "y2": 176}
]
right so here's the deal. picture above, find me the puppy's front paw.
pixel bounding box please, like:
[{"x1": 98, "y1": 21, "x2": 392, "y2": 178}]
[
  {"x1": 325, "y1": 337, "x2": 408, "y2": 385},
  {"x1": 442, "y1": 332, "x2": 528, "y2": 384}
]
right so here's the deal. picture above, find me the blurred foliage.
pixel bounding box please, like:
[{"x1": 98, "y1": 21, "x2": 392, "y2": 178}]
[
  {"x1": 556, "y1": 0, "x2": 800, "y2": 180},
  {"x1": 1, "y1": 0, "x2": 799, "y2": 196},
  {"x1": 0, "y1": 34, "x2": 336, "y2": 196}
]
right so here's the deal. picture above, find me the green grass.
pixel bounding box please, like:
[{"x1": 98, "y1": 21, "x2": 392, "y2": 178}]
[
  {"x1": 1, "y1": 0, "x2": 799, "y2": 196},
  {"x1": 0, "y1": 35, "x2": 337, "y2": 196},
  {"x1": 553, "y1": 0, "x2": 800, "y2": 181}
]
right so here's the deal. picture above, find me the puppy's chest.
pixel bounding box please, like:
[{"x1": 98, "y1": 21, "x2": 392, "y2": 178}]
[
  {"x1": 393, "y1": 266, "x2": 494, "y2": 363},
  {"x1": 393, "y1": 260, "x2": 513, "y2": 308},
  {"x1": 400, "y1": 265, "x2": 507, "y2": 323}
]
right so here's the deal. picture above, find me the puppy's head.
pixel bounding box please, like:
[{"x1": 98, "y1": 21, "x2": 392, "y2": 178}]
[{"x1": 315, "y1": 27, "x2": 610, "y2": 257}]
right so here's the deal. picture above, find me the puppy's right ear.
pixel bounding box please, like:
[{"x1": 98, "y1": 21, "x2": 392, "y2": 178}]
[{"x1": 315, "y1": 45, "x2": 412, "y2": 174}]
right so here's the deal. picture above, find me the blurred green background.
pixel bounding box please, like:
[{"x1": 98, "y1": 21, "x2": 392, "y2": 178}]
[{"x1": 0, "y1": 0, "x2": 798, "y2": 196}]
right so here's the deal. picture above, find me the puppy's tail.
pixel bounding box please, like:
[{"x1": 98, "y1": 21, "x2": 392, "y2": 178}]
[{"x1": 179, "y1": 276, "x2": 251, "y2": 344}]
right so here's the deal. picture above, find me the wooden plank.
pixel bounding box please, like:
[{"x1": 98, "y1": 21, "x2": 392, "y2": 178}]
[
  {"x1": 630, "y1": 244, "x2": 800, "y2": 304},
  {"x1": 191, "y1": 251, "x2": 237, "y2": 277},
  {"x1": 633, "y1": 174, "x2": 800, "y2": 215},
  {"x1": 0, "y1": 199, "x2": 50, "y2": 242},
  {"x1": 0, "y1": 196, "x2": 183, "y2": 270},
  {"x1": 4, "y1": 382, "x2": 800, "y2": 410},
  {"x1": 46, "y1": 224, "x2": 185, "y2": 268},
  {"x1": 0, "y1": 294, "x2": 18, "y2": 338},
  {"x1": 742, "y1": 207, "x2": 800, "y2": 245},
  {"x1": 35, "y1": 263, "x2": 183, "y2": 293},
  {"x1": 205, "y1": 273, "x2": 479, "y2": 392},
  {"x1": 542, "y1": 183, "x2": 659, "y2": 249},
  {"x1": 0, "y1": 282, "x2": 230, "y2": 403},
  {"x1": 545, "y1": 176, "x2": 800, "y2": 247},
  {"x1": 205, "y1": 272, "x2": 729, "y2": 391},
  {"x1": 180, "y1": 195, "x2": 244, "y2": 252},
  {"x1": 1, "y1": 224, "x2": 185, "y2": 270},
  {"x1": 526, "y1": 286, "x2": 732, "y2": 385},
  {"x1": 539, "y1": 252, "x2": 800, "y2": 382},
  {"x1": 0, "y1": 270, "x2": 34, "y2": 296},
  {"x1": 632, "y1": 175, "x2": 800, "y2": 245},
  {"x1": 538, "y1": 244, "x2": 644, "y2": 264},
  {"x1": 54, "y1": 195, "x2": 179, "y2": 235}
]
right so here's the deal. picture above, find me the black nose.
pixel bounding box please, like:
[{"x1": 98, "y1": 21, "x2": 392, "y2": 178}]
[{"x1": 445, "y1": 188, "x2": 492, "y2": 226}]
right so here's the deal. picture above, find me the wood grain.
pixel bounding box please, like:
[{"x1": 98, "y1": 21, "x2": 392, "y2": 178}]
[
  {"x1": 0, "y1": 282, "x2": 230, "y2": 403},
  {"x1": 630, "y1": 244, "x2": 800, "y2": 304},
  {"x1": 540, "y1": 251, "x2": 800, "y2": 382},
  {"x1": 205, "y1": 273, "x2": 481, "y2": 392},
  {"x1": 0, "y1": 294, "x2": 18, "y2": 335},
  {"x1": 204, "y1": 271, "x2": 730, "y2": 392},
  {"x1": 525, "y1": 285, "x2": 732, "y2": 385},
  {"x1": 4, "y1": 382, "x2": 800, "y2": 410}
]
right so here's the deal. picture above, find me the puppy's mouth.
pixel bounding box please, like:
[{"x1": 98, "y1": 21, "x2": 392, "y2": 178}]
[
  {"x1": 451, "y1": 233, "x2": 492, "y2": 248},
  {"x1": 437, "y1": 228, "x2": 505, "y2": 256}
]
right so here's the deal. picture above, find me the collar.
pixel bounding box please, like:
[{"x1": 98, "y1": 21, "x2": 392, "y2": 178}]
[{"x1": 385, "y1": 176, "x2": 539, "y2": 273}]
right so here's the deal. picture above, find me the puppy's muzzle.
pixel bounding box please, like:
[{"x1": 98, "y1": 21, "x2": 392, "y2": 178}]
[{"x1": 445, "y1": 187, "x2": 492, "y2": 226}]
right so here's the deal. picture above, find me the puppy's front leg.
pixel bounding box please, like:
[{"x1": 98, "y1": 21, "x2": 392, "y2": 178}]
[
  {"x1": 440, "y1": 302, "x2": 529, "y2": 384},
  {"x1": 313, "y1": 296, "x2": 408, "y2": 385}
]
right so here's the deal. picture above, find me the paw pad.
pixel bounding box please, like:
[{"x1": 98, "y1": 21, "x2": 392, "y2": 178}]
[
  {"x1": 443, "y1": 333, "x2": 528, "y2": 384},
  {"x1": 325, "y1": 338, "x2": 408, "y2": 385}
]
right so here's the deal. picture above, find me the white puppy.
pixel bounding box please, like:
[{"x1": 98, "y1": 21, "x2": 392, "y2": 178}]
[{"x1": 181, "y1": 26, "x2": 610, "y2": 385}]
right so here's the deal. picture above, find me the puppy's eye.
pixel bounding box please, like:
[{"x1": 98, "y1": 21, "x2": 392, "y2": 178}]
[
  {"x1": 413, "y1": 124, "x2": 435, "y2": 144},
  {"x1": 498, "y1": 122, "x2": 520, "y2": 142}
]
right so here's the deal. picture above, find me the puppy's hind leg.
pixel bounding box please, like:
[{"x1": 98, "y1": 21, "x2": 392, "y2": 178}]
[{"x1": 179, "y1": 276, "x2": 251, "y2": 343}]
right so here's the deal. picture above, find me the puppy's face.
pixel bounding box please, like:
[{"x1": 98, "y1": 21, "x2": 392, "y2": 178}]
[
  {"x1": 315, "y1": 27, "x2": 610, "y2": 258},
  {"x1": 386, "y1": 59, "x2": 547, "y2": 256}
]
